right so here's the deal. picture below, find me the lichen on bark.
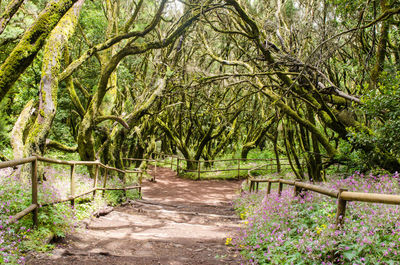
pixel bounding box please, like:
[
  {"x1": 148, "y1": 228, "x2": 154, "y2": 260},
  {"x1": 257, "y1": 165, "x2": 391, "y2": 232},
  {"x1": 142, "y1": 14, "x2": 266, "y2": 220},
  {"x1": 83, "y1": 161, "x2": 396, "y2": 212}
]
[
  {"x1": 23, "y1": 0, "x2": 85, "y2": 157},
  {"x1": 0, "y1": 0, "x2": 79, "y2": 103}
]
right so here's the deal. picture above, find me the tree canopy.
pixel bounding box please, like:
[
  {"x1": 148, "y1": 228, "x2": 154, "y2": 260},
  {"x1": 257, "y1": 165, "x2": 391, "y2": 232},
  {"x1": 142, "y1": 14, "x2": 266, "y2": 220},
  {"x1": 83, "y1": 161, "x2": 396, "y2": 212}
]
[{"x1": 0, "y1": 0, "x2": 400, "y2": 179}]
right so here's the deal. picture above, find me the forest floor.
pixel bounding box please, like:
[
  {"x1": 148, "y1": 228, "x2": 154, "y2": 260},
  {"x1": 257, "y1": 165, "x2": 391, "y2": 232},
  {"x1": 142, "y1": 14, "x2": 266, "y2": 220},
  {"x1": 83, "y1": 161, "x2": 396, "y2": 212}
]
[{"x1": 27, "y1": 167, "x2": 244, "y2": 265}]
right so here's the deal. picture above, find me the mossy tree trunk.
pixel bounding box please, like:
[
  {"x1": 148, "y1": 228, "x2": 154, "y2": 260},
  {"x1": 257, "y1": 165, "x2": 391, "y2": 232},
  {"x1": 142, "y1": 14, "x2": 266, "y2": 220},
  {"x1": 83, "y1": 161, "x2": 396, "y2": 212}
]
[
  {"x1": 369, "y1": 0, "x2": 390, "y2": 91},
  {"x1": 0, "y1": 0, "x2": 79, "y2": 103},
  {"x1": 23, "y1": 0, "x2": 85, "y2": 158},
  {"x1": 11, "y1": 99, "x2": 35, "y2": 159},
  {"x1": 106, "y1": 78, "x2": 166, "y2": 171},
  {"x1": 76, "y1": 0, "x2": 207, "y2": 171},
  {"x1": 241, "y1": 115, "x2": 276, "y2": 159},
  {"x1": 0, "y1": 0, "x2": 25, "y2": 35}
]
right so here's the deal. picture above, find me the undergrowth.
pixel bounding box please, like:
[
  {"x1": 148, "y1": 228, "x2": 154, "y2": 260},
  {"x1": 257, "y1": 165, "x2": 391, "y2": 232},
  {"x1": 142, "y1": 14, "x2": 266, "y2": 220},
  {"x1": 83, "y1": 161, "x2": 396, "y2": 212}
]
[
  {"x1": 233, "y1": 172, "x2": 400, "y2": 264},
  {"x1": 0, "y1": 165, "x2": 140, "y2": 264}
]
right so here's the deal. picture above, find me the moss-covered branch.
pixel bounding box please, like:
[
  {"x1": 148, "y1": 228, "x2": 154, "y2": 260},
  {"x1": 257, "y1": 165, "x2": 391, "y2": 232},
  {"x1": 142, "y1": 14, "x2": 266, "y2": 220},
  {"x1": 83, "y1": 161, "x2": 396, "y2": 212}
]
[
  {"x1": 45, "y1": 139, "x2": 77, "y2": 153},
  {"x1": 59, "y1": 0, "x2": 168, "y2": 82},
  {"x1": 0, "y1": 0, "x2": 79, "y2": 103},
  {"x1": 0, "y1": 0, "x2": 25, "y2": 35},
  {"x1": 64, "y1": 48, "x2": 85, "y2": 117},
  {"x1": 96, "y1": 115, "x2": 129, "y2": 129},
  {"x1": 123, "y1": 0, "x2": 143, "y2": 33}
]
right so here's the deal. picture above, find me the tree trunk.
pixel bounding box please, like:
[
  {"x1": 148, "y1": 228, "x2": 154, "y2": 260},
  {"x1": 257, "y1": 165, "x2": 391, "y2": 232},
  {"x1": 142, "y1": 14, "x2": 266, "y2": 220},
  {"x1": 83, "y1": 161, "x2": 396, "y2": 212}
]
[
  {"x1": 11, "y1": 99, "x2": 35, "y2": 159},
  {"x1": 0, "y1": 0, "x2": 79, "y2": 103},
  {"x1": 369, "y1": 0, "x2": 389, "y2": 91},
  {"x1": 0, "y1": 0, "x2": 25, "y2": 35},
  {"x1": 23, "y1": 0, "x2": 85, "y2": 157}
]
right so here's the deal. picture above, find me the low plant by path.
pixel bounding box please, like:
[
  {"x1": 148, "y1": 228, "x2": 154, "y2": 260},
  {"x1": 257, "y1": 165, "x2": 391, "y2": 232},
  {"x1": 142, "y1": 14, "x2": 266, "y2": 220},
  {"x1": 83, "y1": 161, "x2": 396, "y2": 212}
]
[{"x1": 233, "y1": 172, "x2": 400, "y2": 264}]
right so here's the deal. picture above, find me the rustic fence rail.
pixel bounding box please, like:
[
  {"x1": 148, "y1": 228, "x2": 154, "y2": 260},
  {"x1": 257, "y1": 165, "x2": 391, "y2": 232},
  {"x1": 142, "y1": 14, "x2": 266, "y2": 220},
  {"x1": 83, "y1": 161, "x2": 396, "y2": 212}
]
[
  {"x1": 0, "y1": 155, "x2": 142, "y2": 228},
  {"x1": 135, "y1": 152, "x2": 294, "y2": 180},
  {"x1": 247, "y1": 175, "x2": 400, "y2": 228}
]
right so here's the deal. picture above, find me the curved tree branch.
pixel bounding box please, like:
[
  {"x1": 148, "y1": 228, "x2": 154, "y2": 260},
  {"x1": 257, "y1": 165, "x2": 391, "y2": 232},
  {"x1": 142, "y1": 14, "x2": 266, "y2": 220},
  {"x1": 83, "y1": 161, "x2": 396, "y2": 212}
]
[
  {"x1": 96, "y1": 115, "x2": 130, "y2": 130},
  {"x1": 45, "y1": 139, "x2": 77, "y2": 153}
]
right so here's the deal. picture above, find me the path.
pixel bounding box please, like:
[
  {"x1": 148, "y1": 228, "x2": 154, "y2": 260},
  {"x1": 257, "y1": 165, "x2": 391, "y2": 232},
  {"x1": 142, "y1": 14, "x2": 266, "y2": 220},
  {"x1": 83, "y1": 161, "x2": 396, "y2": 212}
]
[{"x1": 27, "y1": 167, "x2": 243, "y2": 264}]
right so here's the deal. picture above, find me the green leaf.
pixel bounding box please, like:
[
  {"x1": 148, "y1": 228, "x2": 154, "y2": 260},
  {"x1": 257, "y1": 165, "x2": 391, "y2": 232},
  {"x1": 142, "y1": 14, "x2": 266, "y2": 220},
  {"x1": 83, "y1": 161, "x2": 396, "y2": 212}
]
[{"x1": 343, "y1": 250, "x2": 357, "y2": 261}]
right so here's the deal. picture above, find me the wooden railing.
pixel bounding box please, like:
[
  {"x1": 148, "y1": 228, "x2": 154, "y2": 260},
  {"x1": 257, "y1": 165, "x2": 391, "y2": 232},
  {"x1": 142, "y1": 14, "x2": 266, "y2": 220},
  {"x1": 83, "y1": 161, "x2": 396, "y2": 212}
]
[
  {"x1": 124, "y1": 157, "x2": 163, "y2": 181},
  {"x1": 0, "y1": 155, "x2": 142, "y2": 228},
  {"x1": 247, "y1": 176, "x2": 400, "y2": 227},
  {"x1": 134, "y1": 152, "x2": 294, "y2": 180}
]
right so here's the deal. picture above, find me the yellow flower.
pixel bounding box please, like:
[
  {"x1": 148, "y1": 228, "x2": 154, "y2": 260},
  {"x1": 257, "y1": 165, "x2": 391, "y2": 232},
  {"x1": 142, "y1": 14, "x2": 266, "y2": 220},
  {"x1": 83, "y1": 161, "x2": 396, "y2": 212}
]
[
  {"x1": 240, "y1": 211, "x2": 247, "y2": 220},
  {"x1": 316, "y1": 224, "x2": 327, "y2": 235},
  {"x1": 225, "y1": 237, "x2": 232, "y2": 246}
]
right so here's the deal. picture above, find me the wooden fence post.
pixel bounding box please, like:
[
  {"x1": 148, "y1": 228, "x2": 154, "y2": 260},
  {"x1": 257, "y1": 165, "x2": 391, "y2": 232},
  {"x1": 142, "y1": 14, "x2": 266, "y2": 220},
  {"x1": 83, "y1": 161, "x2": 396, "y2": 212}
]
[
  {"x1": 237, "y1": 159, "x2": 240, "y2": 179},
  {"x1": 278, "y1": 181, "x2": 283, "y2": 196},
  {"x1": 154, "y1": 159, "x2": 157, "y2": 181},
  {"x1": 177, "y1": 158, "x2": 180, "y2": 176},
  {"x1": 102, "y1": 168, "x2": 108, "y2": 197},
  {"x1": 335, "y1": 188, "x2": 348, "y2": 228},
  {"x1": 123, "y1": 172, "x2": 127, "y2": 198},
  {"x1": 70, "y1": 164, "x2": 75, "y2": 206},
  {"x1": 266, "y1": 181, "x2": 271, "y2": 195},
  {"x1": 93, "y1": 164, "x2": 99, "y2": 198},
  {"x1": 197, "y1": 160, "x2": 201, "y2": 180},
  {"x1": 31, "y1": 158, "x2": 38, "y2": 228},
  {"x1": 294, "y1": 179, "x2": 302, "y2": 197}
]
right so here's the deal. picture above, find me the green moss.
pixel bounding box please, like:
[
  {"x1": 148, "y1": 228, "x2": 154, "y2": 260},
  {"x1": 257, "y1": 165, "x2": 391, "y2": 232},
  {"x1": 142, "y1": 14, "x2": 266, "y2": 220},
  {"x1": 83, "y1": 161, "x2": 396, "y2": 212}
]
[{"x1": 0, "y1": 0, "x2": 78, "y2": 101}]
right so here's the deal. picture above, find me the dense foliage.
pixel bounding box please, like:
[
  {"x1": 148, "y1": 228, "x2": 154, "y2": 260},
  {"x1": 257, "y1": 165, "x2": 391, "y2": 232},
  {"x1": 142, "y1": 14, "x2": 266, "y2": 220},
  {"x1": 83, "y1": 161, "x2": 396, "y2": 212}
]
[
  {"x1": 0, "y1": 0, "x2": 398, "y2": 176},
  {"x1": 349, "y1": 72, "x2": 400, "y2": 171}
]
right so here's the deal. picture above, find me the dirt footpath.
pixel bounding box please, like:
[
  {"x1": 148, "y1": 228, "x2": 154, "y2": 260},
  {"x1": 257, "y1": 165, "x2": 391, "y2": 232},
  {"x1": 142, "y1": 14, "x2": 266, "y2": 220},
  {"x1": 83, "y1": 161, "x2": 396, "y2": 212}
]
[{"x1": 27, "y1": 167, "x2": 244, "y2": 265}]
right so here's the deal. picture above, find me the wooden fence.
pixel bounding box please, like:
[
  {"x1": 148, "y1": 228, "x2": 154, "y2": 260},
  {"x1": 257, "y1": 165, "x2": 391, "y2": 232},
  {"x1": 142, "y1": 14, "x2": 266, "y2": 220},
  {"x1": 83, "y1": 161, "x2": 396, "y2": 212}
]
[
  {"x1": 0, "y1": 155, "x2": 142, "y2": 228},
  {"x1": 247, "y1": 169, "x2": 400, "y2": 227},
  {"x1": 123, "y1": 157, "x2": 161, "y2": 181},
  {"x1": 138, "y1": 152, "x2": 294, "y2": 180}
]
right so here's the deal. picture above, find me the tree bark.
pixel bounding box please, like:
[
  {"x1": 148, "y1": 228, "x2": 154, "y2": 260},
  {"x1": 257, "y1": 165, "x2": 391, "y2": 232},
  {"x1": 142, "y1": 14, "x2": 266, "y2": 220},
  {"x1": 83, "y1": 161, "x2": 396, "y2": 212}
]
[
  {"x1": 0, "y1": 0, "x2": 25, "y2": 35},
  {"x1": 23, "y1": 0, "x2": 85, "y2": 157},
  {"x1": 11, "y1": 99, "x2": 34, "y2": 159},
  {"x1": 0, "y1": 0, "x2": 79, "y2": 103},
  {"x1": 369, "y1": 3, "x2": 389, "y2": 91}
]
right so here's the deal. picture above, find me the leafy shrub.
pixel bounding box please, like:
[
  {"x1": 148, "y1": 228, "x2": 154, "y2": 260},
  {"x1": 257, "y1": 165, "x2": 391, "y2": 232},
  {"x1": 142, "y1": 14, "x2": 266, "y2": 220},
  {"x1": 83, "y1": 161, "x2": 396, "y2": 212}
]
[
  {"x1": 233, "y1": 172, "x2": 400, "y2": 264},
  {"x1": 348, "y1": 72, "x2": 400, "y2": 171},
  {"x1": 0, "y1": 98, "x2": 11, "y2": 152},
  {"x1": 0, "y1": 173, "x2": 30, "y2": 264}
]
